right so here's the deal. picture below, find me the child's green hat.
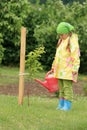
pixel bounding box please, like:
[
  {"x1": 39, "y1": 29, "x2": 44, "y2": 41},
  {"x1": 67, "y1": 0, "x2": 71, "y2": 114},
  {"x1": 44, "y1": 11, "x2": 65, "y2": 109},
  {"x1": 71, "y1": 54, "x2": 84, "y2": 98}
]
[{"x1": 56, "y1": 22, "x2": 74, "y2": 34}]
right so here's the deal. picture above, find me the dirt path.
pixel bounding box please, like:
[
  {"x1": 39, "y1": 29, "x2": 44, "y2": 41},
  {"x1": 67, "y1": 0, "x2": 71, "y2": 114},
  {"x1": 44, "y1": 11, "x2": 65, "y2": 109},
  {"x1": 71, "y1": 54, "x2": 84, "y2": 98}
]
[{"x1": 0, "y1": 80, "x2": 86, "y2": 97}]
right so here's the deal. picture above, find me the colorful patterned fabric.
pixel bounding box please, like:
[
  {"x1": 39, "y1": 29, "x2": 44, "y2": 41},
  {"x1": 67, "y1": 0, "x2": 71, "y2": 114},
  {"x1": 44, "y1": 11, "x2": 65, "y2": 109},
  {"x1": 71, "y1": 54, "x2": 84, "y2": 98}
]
[{"x1": 52, "y1": 34, "x2": 80, "y2": 82}]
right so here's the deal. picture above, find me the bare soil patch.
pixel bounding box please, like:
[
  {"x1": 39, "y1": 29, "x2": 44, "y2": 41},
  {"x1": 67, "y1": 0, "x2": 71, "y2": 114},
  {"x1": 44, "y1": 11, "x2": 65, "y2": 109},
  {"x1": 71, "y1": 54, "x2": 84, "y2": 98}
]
[{"x1": 0, "y1": 80, "x2": 86, "y2": 97}]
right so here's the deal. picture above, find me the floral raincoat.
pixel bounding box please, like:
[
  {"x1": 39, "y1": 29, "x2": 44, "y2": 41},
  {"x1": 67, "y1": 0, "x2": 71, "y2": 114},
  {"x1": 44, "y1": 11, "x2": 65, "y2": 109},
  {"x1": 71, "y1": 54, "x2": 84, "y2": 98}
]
[{"x1": 52, "y1": 34, "x2": 80, "y2": 82}]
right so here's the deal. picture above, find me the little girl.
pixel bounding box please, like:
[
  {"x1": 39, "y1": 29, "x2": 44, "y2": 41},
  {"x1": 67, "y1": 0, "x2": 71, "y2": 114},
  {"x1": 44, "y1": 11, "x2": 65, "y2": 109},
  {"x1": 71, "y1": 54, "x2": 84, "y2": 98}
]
[{"x1": 51, "y1": 22, "x2": 80, "y2": 110}]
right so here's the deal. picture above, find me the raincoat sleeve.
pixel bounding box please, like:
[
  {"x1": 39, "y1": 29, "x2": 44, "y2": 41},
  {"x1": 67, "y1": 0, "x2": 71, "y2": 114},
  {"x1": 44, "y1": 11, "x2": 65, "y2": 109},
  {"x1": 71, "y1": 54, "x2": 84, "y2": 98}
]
[
  {"x1": 70, "y1": 34, "x2": 80, "y2": 72},
  {"x1": 51, "y1": 48, "x2": 58, "y2": 70}
]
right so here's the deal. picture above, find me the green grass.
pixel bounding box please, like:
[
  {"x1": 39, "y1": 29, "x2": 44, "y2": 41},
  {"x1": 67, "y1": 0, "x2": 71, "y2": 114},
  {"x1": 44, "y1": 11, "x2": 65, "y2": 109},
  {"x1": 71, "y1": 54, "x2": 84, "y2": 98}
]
[
  {"x1": 0, "y1": 66, "x2": 46, "y2": 85},
  {"x1": 0, "y1": 66, "x2": 87, "y2": 85},
  {"x1": 79, "y1": 74, "x2": 87, "y2": 81},
  {"x1": 0, "y1": 67, "x2": 87, "y2": 129},
  {"x1": 0, "y1": 95, "x2": 87, "y2": 130},
  {"x1": 0, "y1": 66, "x2": 19, "y2": 85}
]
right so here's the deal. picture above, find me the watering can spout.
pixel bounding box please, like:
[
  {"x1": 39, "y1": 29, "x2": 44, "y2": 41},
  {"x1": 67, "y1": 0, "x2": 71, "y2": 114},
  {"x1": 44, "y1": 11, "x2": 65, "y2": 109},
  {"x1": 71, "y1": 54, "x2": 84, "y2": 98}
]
[
  {"x1": 35, "y1": 71, "x2": 59, "y2": 93},
  {"x1": 35, "y1": 79, "x2": 48, "y2": 89}
]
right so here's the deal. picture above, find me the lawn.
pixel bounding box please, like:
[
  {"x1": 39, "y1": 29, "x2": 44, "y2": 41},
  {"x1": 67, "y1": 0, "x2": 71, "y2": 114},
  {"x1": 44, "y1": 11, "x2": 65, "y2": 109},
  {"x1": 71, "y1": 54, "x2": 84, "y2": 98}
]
[
  {"x1": 0, "y1": 66, "x2": 46, "y2": 85},
  {"x1": 0, "y1": 95, "x2": 87, "y2": 130},
  {"x1": 0, "y1": 66, "x2": 87, "y2": 130},
  {"x1": 0, "y1": 66, "x2": 19, "y2": 85}
]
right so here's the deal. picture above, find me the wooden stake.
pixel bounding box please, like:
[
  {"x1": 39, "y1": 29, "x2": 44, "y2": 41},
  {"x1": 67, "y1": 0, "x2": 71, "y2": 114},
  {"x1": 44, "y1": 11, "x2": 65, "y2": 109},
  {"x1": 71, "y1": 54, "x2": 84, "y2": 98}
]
[{"x1": 18, "y1": 27, "x2": 26, "y2": 105}]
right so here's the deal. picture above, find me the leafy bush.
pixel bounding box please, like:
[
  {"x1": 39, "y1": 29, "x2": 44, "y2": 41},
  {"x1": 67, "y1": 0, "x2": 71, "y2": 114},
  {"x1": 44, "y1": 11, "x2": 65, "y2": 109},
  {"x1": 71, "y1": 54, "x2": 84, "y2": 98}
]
[
  {"x1": 0, "y1": 0, "x2": 30, "y2": 65},
  {"x1": 34, "y1": 0, "x2": 87, "y2": 73},
  {"x1": 0, "y1": 45, "x2": 4, "y2": 64},
  {"x1": 1, "y1": 0, "x2": 87, "y2": 73}
]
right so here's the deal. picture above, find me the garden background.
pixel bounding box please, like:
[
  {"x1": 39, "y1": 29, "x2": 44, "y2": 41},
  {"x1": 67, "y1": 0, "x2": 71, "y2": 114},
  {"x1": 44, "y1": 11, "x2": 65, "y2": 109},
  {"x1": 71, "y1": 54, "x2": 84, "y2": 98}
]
[
  {"x1": 0, "y1": 0, "x2": 87, "y2": 73},
  {"x1": 0, "y1": 0, "x2": 87, "y2": 130}
]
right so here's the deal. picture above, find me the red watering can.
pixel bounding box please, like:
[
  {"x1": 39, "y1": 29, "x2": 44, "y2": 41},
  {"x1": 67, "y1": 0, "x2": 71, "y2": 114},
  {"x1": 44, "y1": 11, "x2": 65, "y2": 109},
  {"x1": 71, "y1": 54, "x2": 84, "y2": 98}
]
[{"x1": 35, "y1": 71, "x2": 59, "y2": 93}]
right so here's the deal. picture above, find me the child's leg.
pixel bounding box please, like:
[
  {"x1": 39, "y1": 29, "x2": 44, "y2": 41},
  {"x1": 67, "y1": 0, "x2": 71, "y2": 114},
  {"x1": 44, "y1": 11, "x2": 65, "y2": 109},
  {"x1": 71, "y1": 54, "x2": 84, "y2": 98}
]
[
  {"x1": 57, "y1": 79, "x2": 64, "y2": 109},
  {"x1": 61, "y1": 80, "x2": 73, "y2": 110},
  {"x1": 63, "y1": 80, "x2": 73, "y2": 101},
  {"x1": 58, "y1": 79, "x2": 64, "y2": 98}
]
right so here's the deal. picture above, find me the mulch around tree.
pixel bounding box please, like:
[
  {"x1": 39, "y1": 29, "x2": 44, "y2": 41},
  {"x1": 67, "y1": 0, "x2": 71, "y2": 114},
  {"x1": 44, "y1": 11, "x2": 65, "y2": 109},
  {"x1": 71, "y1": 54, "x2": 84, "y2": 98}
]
[{"x1": 0, "y1": 80, "x2": 86, "y2": 97}]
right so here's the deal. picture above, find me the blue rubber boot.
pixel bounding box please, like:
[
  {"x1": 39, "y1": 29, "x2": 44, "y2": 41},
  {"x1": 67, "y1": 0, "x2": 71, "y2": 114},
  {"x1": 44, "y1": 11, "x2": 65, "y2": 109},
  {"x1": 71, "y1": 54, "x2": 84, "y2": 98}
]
[
  {"x1": 57, "y1": 98, "x2": 64, "y2": 109},
  {"x1": 61, "y1": 100, "x2": 72, "y2": 111}
]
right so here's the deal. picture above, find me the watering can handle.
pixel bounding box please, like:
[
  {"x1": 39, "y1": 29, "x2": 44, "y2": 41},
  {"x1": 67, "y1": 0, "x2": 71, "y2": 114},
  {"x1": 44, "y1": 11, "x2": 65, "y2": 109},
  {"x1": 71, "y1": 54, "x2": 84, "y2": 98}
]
[{"x1": 46, "y1": 70, "x2": 53, "y2": 78}]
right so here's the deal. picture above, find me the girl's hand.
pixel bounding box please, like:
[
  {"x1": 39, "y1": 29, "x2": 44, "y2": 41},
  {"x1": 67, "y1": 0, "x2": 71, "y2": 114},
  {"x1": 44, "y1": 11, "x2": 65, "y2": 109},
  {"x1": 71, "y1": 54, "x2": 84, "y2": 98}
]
[
  {"x1": 72, "y1": 72, "x2": 77, "y2": 76},
  {"x1": 50, "y1": 68, "x2": 54, "y2": 72},
  {"x1": 72, "y1": 72, "x2": 78, "y2": 82},
  {"x1": 47, "y1": 69, "x2": 54, "y2": 76}
]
